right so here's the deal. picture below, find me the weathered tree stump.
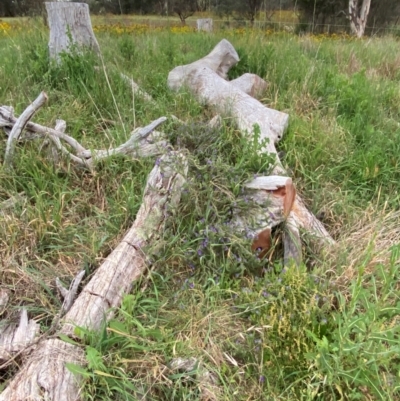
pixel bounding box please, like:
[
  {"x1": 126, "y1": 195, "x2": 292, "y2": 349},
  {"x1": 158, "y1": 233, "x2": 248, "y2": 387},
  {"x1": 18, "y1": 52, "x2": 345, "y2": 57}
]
[
  {"x1": 45, "y1": 2, "x2": 100, "y2": 62},
  {"x1": 197, "y1": 18, "x2": 213, "y2": 32}
]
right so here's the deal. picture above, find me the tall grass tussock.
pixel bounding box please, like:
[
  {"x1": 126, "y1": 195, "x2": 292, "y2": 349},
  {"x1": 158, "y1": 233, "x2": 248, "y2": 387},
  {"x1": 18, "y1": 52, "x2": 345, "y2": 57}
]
[{"x1": 0, "y1": 16, "x2": 399, "y2": 400}]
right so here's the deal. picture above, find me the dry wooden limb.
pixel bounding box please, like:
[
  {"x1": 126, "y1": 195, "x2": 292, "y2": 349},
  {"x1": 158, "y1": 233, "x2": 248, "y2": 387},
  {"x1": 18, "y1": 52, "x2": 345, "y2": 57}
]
[
  {"x1": 78, "y1": 117, "x2": 168, "y2": 162},
  {"x1": 0, "y1": 290, "x2": 9, "y2": 315},
  {"x1": 44, "y1": 119, "x2": 66, "y2": 163},
  {"x1": 0, "y1": 309, "x2": 40, "y2": 364},
  {"x1": 0, "y1": 106, "x2": 14, "y2": 129},
  {"x1": 1, "y1": 103, "x2": 169, "y2": 169},
  {"x1": 56, "y1": 270, "x2": 85, "y2": 315},
  {"x1": 169, "y1": 357, "x2": 220, "y2": 401},
  {"x1": 120, "y1": 73, "x2": 155, "y2": 103},
  {"x1": 61, "y1": 151, "x2": 187, "y2": 335},
  {"x1": 0, "y1": 192, "x2": 26, "y2": 213},
  {"x1": 230, "y1": 73, "x2": 269, "y2": 99},
  {"x1": 0, "y1": 339, "x2": 85, "y2": 401},
  {"x1": 45, "y1": 2, "x2": 100, "y2": 62},
  {"x1": 42, "y1": 118, "x2": 91, "y2": 168},
  {"x1": 0, "y1": 105, "x2": 86, "y2": 155},
  {"x1": 168, "y1": 39, "x2": 239, "y2": 91},
  {"x1": 0, "y1": 152, "x2": 187, "y2": 400},
  {"x1": 3, "y1": 92, "x2": 48, "y2": 168}
]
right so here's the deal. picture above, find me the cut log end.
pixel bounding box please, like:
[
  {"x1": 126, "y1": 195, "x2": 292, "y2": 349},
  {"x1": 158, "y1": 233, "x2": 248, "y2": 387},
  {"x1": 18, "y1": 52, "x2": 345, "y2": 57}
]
[{"x1": 251, "y1": 227, "x2": 272, "y2": 259}]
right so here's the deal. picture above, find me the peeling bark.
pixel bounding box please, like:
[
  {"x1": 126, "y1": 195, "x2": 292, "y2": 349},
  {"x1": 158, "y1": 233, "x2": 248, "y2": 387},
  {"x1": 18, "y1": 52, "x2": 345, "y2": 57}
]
[{"x1": 349, "y1": 0, "x2": 371, "y2": 38}]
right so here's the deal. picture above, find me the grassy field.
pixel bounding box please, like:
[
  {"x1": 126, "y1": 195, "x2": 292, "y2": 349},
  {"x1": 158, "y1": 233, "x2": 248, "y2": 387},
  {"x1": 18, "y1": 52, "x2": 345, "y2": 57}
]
[{"x1": 1, "y1": 18, "x2": 400, "y2": 400}]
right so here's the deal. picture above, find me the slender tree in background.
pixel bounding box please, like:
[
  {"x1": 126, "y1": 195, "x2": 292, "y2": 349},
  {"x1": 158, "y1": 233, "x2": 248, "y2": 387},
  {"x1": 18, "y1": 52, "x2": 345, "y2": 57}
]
[
  {"x1": 369, "y1": 0, "x2": 400, "y2": 29},
  {"x1": 0, "y1": 0, "x2": 16, "y2": 17},
  {"x1": 294, "y1": 0, "x2": 347, "y2": 33},
  {"x1": 168, "y1": 0, "x2": 197, "y2": 24},
  {"x1": 197, "y1": 0, "x2": 209, "y2": 12},
  {"x1": 215, "y1": 0, "x2": 263, "y2": 25},
  {"x1": 349, "y1": 0, "x2": 371, "y2": 37}
]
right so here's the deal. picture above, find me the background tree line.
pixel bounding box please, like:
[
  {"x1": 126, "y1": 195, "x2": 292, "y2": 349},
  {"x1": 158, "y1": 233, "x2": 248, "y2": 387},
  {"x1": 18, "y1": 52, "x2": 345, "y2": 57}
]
[{"x1": 1, "y1": 0, "x2": 399, "y2": 34}]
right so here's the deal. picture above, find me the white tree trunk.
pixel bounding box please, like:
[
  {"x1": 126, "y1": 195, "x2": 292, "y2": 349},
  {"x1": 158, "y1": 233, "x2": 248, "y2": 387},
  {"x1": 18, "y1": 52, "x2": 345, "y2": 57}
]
[
  {"x1": 349, "y1": 0, "x2": 371, "y2": 38},
  {"x1": 45, "y1": 2, "x2": 100, "y2": 62}
]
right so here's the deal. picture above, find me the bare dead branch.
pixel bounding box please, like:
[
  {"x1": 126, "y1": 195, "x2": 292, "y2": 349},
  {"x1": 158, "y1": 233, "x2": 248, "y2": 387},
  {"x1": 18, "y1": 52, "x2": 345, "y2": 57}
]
[
  {"x1": 120, "y1": 73, "x2": 155, "y2": 103},
  {"x1": 1, "y1": 103, "x2": 168, "y2": 170},
  {"x1": 4, "y1": 92, "x2": 48, "y2": 168},
  {"x1": 0, "y1": 193, "x2": 26, "y2": 213},
  {"x1": 56, "y1": 270, "x2": 85, "y2": 314}
]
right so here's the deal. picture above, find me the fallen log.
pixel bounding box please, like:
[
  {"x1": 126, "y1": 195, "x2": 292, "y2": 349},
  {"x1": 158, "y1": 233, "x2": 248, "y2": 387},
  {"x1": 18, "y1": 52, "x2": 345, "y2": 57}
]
[
  {"x1": 169, "y1": 64, "x2": 288, "y2": 158},
  {"x1": 168, "y1": 39, "x2": 334, "y2": 265},
  {"x1": 0, "y1": 193, "x2": 26, "y2": 214},
  {"x1": 168, "y1": 39, "x2": 240, "y2": 91},
  {"x1": 4, "y1": 92, "x2": 48, "y2": 168},
  {"x1": 0, "y1": 152, "x2": 188, "y2": 401},
  {"x1": 120, "y1": 73, "x2": 155, "y2": 104}
]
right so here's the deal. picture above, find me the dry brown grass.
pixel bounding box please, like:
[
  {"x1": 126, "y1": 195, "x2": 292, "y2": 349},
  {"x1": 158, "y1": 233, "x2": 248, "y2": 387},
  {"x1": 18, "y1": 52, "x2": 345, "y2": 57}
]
[
  {"x1": 0, "y1": 210, "x2": 83, "y2": 319},
  {"x1": 346, "y1": 51, "x2": 362, "y2": 75},
  {"x1": 377, "y1": 55, "x2": 400, "y2": 80},
  {"x1": 325, "y1": 206, "x2": 400, "y2": 289}
]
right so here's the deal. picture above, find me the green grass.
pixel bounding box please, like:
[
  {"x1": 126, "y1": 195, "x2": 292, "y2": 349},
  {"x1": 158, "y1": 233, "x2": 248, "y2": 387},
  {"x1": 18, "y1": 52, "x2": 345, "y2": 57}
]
[{"x1": 1, "y1": 20, "x2": 400, "y2": 400}]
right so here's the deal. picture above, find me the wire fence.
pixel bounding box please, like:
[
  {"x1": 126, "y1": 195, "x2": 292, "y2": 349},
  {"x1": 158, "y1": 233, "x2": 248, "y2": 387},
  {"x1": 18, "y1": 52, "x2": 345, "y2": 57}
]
[{"x1": 93, "y1": 15, "x2": 400, "y2": 37}]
